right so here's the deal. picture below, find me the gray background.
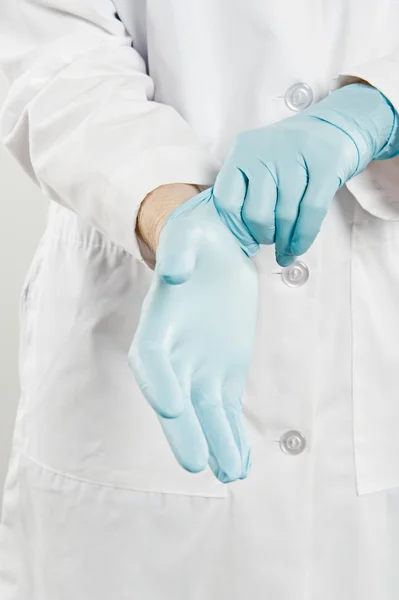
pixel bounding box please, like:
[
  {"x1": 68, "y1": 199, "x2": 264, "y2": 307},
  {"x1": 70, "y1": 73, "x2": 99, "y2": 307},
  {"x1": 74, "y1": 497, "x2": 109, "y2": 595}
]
[{"x1": 0, "y1": 73, "x2": 47, "y2": 502}]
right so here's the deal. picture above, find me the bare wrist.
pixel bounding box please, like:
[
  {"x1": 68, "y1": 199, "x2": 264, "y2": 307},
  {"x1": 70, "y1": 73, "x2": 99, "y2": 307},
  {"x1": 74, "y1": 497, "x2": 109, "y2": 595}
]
[{"x1": 136, "y1": 183, "x2": 202, "y2": 254}]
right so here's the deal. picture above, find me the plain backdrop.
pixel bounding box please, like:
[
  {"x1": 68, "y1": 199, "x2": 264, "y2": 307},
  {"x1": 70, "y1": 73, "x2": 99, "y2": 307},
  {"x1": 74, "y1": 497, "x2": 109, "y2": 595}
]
[{"x1": 0, "y1": 72, "x2": 48, "y2": 503}]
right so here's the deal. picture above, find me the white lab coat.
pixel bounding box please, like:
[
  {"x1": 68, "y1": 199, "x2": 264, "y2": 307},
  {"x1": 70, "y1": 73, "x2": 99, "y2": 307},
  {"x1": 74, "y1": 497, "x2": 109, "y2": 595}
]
[{"x1": 1, "y1": 1, "x2": 399, "y2": 598}]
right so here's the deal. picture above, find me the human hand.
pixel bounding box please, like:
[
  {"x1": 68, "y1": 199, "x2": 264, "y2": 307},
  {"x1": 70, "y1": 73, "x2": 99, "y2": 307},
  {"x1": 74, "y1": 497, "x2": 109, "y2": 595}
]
[
  {"x1": 129, "y1": 189, "x2": 258, "y2": 483},
  {"x1": 213, "y1": 83, "x2": 397, "y2": 266}
]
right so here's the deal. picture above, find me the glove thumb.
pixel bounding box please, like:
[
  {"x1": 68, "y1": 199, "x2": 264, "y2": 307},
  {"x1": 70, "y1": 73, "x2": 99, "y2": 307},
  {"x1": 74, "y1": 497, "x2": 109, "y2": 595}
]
[{"x1": 155, "y1": 218, "x2": 198, "y2": 285}]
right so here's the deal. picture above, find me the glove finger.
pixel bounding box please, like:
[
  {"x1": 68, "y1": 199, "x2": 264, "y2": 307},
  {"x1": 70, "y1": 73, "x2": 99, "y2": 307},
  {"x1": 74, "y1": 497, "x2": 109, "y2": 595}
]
[
  {"x1": 213, "y1": 162, "x2": 259, "y2": 256},
  {"x1": 191, "y1": 381, "x2": 242, "y2": 484},
  {"x1": 159, "y1": 401, "x2": 209, "y2": 474},
  {"x1": 242, "y1": 164, "x2": 277, "y2": 245},
  {"x1": 290, "y1": 175, "x2": 338, "y2": 256},
  {"x1": 129, "y1": 344, "x2": 185, "y2": 418},
  {"x1": 222, "y1": 384, "x2": 252, "y2": 480},
  {"x1": 275, "y1": 165, "x2": 308, "y2": 267}
]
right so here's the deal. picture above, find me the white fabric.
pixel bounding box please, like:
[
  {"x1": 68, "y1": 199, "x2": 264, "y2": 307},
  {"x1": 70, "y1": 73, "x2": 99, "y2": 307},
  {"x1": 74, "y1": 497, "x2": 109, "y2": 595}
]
[{"x1": 1, "y1": 1, "x2": 399, "y2": 598}]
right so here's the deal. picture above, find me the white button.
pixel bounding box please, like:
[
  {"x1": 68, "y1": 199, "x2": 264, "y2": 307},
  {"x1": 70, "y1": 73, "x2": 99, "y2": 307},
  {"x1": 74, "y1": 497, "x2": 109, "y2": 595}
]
[
  {"x1": 279, "y1": 430, "x2": 307, "y2": 455},
  {"x1": 284, "y1": 82, "x2": 313, "y2": 111},
  {"x1": 281, "y1": 260, "x2": 309, "y2": 288}
]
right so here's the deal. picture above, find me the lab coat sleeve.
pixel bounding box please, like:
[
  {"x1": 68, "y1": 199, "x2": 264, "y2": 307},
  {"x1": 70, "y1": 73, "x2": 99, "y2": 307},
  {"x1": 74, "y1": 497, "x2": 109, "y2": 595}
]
[
  {"x1": 336, "y1": 50, "x2": 399, "y2": 221},
  {"x1": 0, "y1": 0, "x2": 219, "y2": 257}
]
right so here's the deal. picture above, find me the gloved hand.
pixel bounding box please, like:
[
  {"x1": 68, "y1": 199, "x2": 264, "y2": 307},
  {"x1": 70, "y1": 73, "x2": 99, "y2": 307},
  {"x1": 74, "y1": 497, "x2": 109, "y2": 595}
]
[
  {"x1": 213, "y1": 83, "x2": 399, "y2": 266},
  {"x1": 129, "y1": 189, "x2": 258, "y2": 483}
]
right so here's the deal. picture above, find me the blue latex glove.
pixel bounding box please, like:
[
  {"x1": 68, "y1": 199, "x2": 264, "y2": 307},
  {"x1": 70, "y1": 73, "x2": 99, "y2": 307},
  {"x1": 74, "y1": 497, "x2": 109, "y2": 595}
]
[
  {"x1": 129, "y1": 189, "x2": 258, "y2": 483},
  {"x1": 213, "y1": 83, "x2": 399, "y2": 266}
]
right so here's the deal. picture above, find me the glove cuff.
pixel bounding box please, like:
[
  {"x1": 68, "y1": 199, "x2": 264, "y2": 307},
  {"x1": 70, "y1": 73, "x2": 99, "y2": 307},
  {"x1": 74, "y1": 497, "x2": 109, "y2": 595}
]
[{"x1": 305, "y1": 83, "x2": 399, "y2": 175}]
